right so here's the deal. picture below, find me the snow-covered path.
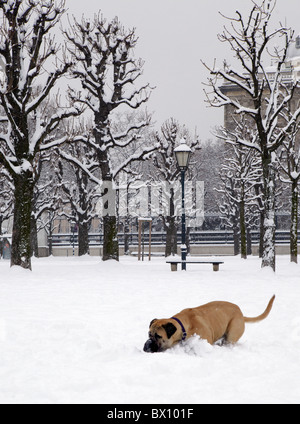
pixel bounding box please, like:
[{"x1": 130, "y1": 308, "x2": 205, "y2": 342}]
[{"x1": 0, "y1": 255, "x2": 299, "y2": 404}]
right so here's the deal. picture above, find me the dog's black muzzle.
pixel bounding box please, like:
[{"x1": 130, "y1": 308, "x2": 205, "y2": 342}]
[{"x1": 143, "y1": 338, "x2": 159, "y2": 353}]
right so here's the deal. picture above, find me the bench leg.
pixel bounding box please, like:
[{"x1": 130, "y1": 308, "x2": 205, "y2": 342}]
[
  {"x1": 171, "y1": 263, "x2": 178, "y2": 272},
  {"x1": 213, "y1": 263, "x2": 219, "y2": 272}
]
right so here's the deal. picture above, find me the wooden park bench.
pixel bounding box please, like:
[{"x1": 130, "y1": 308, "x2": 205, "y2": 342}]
[{"x1": 166, "y1": 259, "x2": 224, "y2": 272}]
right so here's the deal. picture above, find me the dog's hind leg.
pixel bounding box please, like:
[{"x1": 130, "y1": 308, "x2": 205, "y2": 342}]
[{"x1": 225, "y1": 317, "x2": 245, "y2": 344}]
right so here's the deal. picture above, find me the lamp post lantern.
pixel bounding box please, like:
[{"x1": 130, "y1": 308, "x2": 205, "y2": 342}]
[{"x1": 174, "y1": 138, "x2": 192, "y2": 270}]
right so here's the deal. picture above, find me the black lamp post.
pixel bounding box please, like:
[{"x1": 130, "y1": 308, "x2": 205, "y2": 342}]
[{"x1": 174, "y1": 138, "x2": 191, "y2": 270}]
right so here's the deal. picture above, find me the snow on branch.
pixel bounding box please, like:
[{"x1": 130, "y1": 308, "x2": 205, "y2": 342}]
[
  {"x1": 112, "y1": 141, "x2": 159, "y2": 179},
  {"x1": 64, "y1": 13, "x2": 153, "y2": 114},
  {"x1": 0, "y1": 0, "x2": 84, "y2": 179},
  {"x1": 203, "y1": 0, "x2": 299, "y2": 157},
  {"x1": 30, "y1": 105, "x2": 84, "y2": 154},
  {"x1": 58, "y1": 150, "x2": 102, "y2": 186}
]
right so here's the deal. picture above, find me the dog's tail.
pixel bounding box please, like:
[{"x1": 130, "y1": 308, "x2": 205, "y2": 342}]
[{"x1": 244, "y1": 295, "x2": 275, "y2": 323}]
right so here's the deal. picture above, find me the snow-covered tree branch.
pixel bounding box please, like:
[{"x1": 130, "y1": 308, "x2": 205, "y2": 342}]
[
  {"x1": 150, "y1": 118, "x2": 199, "y2": 256},
  {"x1": 203, "y1": 0, "x2": 300, "y2": 271},
  {"x1": 0, "y1": 0, "x2": 83, "y2": 269},
  {"x1": 64, "y1": 13, "x2": 156, "y2": 261},
  {"x1": 0, "y1": 165, "x2": 14, "y2": 237},
  {"x1": 216, "y1": 142, "x2": 262, "y2": 258},
  {"x1": 56, "y1": 142, "x2": 102, "y2": 256},
  {"x1": 277, "y1": 109, "x2": 300, "y2": 263}
]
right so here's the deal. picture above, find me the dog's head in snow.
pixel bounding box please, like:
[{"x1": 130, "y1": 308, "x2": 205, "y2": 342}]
[{"x1": 143, "y1": 318, "x2": 183, "y2": 353}]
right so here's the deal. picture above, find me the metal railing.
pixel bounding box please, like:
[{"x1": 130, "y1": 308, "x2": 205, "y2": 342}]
[{"x1": 50, "y1": 230, "x2": 297, "y2": 247}]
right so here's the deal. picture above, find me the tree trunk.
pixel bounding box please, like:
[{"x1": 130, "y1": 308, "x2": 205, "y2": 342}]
[
  {"x1": 30, "y1": 216, "x2": 39, "y2": 258},
  {"x1": 290, "y1": 180, "x2": 298, "y2": 264},
  {"x1": 186, "y1": 227, "x2": 191, "y2": 255},
  {"x1": 247, "y1": 228, "x2": 252, "y2": 256},
  {"x1": 165, "y1": 216, "x2": 177, "y2": 257},
  {"x1": 124, "y1": 216, "x2": 130, "y2": 255},
  {"x1": 164, "y1": 187, "x2": 177, "y2": 257},
  {"x1": 11, "y1": 172, "x2": 34, "y2": 270},
  {"x1": 96, "y1": 118, "x2": 119, "y2": 261},
  {"x1": 240, "y1": 197, "x2": 247, "y2": 259},
  {"x1": 48, "y1": 233, "x2": 53, "y2": 256},
  {"x1": 0, "y1": 216, "x2": 3, "y2": 258},
  {"x1": 78, "y1": 219, "x2": 90, "y2": 256},
  {"x1": 254, "y1": 184, "x2": 264, "y2": 258},
  {"x1": 261, "y1": 155, "x2": 276, "y2": 271},
  {"x1": 101, "y1": 182, "x2": 119, "y2": 261},
  {"x1": 233, "y1": 225, "x2": 240, "y2": 256},
  {"x1": 259, "y1": 210, "x2": 264, "y2": 258},
  {"x1": 0, "y1": 218, "x2": 3, "y2": 258},
  {"x1": 103, "y1": 215, "x2": 119, "y2": 261}
]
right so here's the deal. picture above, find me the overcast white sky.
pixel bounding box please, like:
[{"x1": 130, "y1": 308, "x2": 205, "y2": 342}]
[{"x1": 64, "y1": 0, "x2": 300, "y2": 141}]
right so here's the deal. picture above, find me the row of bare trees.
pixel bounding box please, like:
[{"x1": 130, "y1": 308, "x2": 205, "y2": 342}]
[
  {"x1": 1, "y1": 0, "x2": 300, "y2": 272},
  {"x1": 1, "y1": 115, "x2": 201, "y2": 257},
  {"x1": 0, "y1": 0, "x2": 161, "y2": 270},
  {"x1": 204, "y1": 0, "x2": 300, "y2": 271}
]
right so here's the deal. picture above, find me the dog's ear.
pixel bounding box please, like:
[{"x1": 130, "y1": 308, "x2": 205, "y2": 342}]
[
  {"x1": 162, "y1": 322, "x2": 177, "y2": 339},
  {"x1": 149, "y1": 319, "x2": 157, "y2": 328}
]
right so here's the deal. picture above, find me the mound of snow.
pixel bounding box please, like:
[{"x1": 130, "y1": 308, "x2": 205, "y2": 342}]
[{"x1": 169, "y1": 335, "x2": 214, "y2": 356}]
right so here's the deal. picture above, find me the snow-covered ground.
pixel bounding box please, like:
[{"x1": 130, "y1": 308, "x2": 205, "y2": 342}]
[{"x1": 0, "y1": 254, "x2": 299, "y2": 404}]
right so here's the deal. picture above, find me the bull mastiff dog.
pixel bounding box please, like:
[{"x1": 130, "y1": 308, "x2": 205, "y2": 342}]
[{"x1": 144, "y1": 295, "x2": 275, "y2": 353}]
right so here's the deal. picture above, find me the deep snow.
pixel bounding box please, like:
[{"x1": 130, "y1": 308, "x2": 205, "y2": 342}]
[{"x1": 0, "y1": 254, "x2": 299, "y2": 404}]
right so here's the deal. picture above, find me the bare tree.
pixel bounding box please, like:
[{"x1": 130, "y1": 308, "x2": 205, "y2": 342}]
[
  {"x1": 0, "y1": 166, "x2": 14, "y2": 238},
  {"x1": 57, "y1": 141, "x2": 102, "y2": 256},
  {"x1": 203, "y1": 0, "x2": 300, "y2": 271},
  {"x1": 64, "y1": 13, "x2": 157, "y2": 261},
  {"x1": 154, "y1": 119, "x2": 181, "y2": 256},
  {"x1": 32, "y1": 150, "x2": 62, "y2": 257},
  {"x1": 216, "y1": 143, "x2": 262, "y2": 258},
  {"x1": 277, "y1": 120, "x2": 300, "y2": 263},
  {"x1": 152, "y1": 118, "x2": 199, "y2": 256},
  {"x1": 0, "y1": 0, "x2": 82, "y2": 269}
]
